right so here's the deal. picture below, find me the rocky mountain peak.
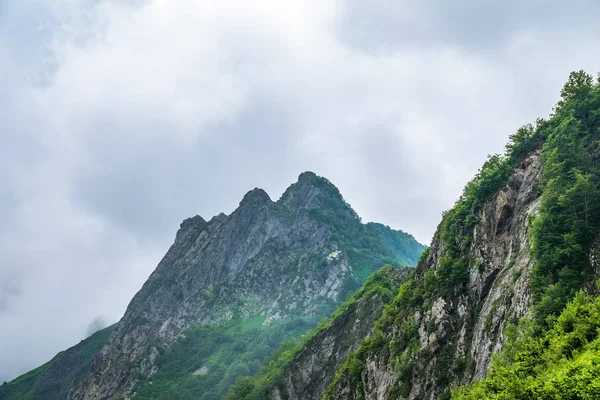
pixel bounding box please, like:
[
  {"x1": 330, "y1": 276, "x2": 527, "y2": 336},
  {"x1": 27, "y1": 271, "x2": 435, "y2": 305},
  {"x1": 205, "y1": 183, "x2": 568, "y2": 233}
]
[
  {"x1": 297, "y1": 170, "x2": 320, "y2": 183},
  {"x1": 175, "y1": 215, "x2": 208, "y2": 241},
  {"x1": 5, "y1": 170, "x2": 423, "y2": 400},
  {"x1": 280, "y1": 171, "x2": 357, "y2": 219},
  {"x1": 60, "y1": 172, "x2": 423, "y2": 400},
  {"x1": 180, "y1": 215, "x2": 207, "y2": 228},
  {"x1": 239, "y1": 187, "x2": 272, "y2": 207}
]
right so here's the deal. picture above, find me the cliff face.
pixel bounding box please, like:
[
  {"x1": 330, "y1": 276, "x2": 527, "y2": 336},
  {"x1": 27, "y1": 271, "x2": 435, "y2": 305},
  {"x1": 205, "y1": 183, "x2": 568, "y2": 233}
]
[
  {"x1": 326, "y1": 149, "x2": 544, "y2": 400},
  {"x1": 464, "y1": 149, "x2": 542, "y2": 380},
  {"x1": 266, "y1": 267, "x2": 411, "y2": 400},
  {"x1": 67, "y1": 172, "x2": 423, "y2": 400}
]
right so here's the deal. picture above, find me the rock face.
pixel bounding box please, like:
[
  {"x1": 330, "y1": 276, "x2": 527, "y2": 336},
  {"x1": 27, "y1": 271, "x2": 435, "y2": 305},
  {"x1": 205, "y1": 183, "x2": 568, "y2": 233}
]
[
  {"x1": 327, "y1": 149, "x2": 544, "y2": 400},
  {"x1": 267, "y1": 266, "x2": 411, "y2": 400},
  {"x1": 68, "y1": 172, "x2": 424, "y2": 400}
]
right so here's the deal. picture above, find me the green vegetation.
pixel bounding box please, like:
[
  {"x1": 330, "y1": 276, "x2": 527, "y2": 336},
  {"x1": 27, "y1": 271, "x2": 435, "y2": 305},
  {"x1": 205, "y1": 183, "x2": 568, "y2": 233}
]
[
  {"x1": 322, "y1": 99, "x2": 547, "y2": 394},
  {"x1": 323, "y1": 277, "x2": 426, "y2": 399},
  {"x1": 225, "y1": 265, "x2": 406, "y2": 400},
  {"x1": 530, "y1": 71, "x2": 600, "y2": 326},
  {"x1": 436, "y1": 125, "x2": 544, "y2": 294},
  {"x1": 323, "y1": 71, "x2": 600, "y2": 398},
  {"x1": 400, "y1": 69, "x2": 600, "y2": 330},
  {"x1": 132, "y1": 71, "x2": 600, "y2": 400},
  {"x1": 304, "y1": 174, "x2": 424, "y2": 289},
  {"x1": 413, "y1": 105, "x2": 546, "y2": 298},
  {"x1": 0, "y1": 324, "x2": 115, "y2": 400},
  {"x1": 309, "y1": 206, "x2": 423, "y2": 287},
  {"x1": 452, "y1": 292, "x2": 600, "y2": 399},
  {"x1": 133, "y1": 314, "x2": 319, "y2": 400},
  {"x1": 452, "y1": 70, "x2": 600, "y2": 399}
]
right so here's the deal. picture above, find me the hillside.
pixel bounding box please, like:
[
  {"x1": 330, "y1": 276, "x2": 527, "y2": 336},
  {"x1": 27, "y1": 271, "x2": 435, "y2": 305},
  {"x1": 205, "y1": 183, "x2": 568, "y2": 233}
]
[
  {"x1": 450, "y1": 71, "x2": 600, "y2": 400},
  {"x1": 226, "y1": 265, "x2": 411, "y2": 400},
  {"x1": 321, "y1": 71, "x2": 600, "y2": 399},
  {"x1": 225, "y1": 71, "x2": 600, "y2": 400},
  {"x1": 0, "y1": 325, "x2": 115, "y2": 400},
  {"x1": 453, "y1": 292, "x2": 600, "y2": 399},
  {"x1": 0, "y1": 172, "x2": 424, "y2": 400}
]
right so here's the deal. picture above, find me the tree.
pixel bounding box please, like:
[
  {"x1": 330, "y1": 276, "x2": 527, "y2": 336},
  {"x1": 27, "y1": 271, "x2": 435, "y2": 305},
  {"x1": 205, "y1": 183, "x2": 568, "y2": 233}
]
[{"x1": 557, "y1": 70, "x2": 594, "y2": 109}]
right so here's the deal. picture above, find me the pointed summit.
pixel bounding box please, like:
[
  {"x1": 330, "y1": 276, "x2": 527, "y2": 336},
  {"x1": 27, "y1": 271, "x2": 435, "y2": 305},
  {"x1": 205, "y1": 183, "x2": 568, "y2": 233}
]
[
  {"x1": 279, "y1": 172, "x2": 358, "y2": 220},
  {"x1": 10, "y1": 168, "x2": 425, "y2": 400},
  {"x1": 239, "y1": 187, "x2": 272, "y2": 207},
  {"x1": 179, "y1": 215, "x2": 207, "y2": 229},
  {"x1": 297, "y1": 171, "x2": 320, "y2": 183},
  {"x1": 175, "y1": 215, "x2": 208, "y2": 241}
]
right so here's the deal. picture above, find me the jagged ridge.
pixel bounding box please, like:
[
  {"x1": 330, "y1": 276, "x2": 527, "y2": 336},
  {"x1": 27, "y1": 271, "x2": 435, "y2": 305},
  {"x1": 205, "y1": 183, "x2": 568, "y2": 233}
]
[
  {"x1": 1, "y1": 172, "x2": 424, "y2": 400},
  {"x1": 0, "y1": 171, "x2": 420, "y2": 400}
]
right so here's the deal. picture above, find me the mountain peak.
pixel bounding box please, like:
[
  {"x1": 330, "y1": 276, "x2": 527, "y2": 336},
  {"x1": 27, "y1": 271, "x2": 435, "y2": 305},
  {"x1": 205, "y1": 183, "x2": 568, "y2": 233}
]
[
  {"x1": 9, "y1": 169, "x2": 424, "y2": 400},
  {"x1": 175, "y1": 215, "x2": 208, "y2": 241},
  {"x1": 180, "y1": 215, "x2": 206, "y2": 229},
  {"x1": 279, "y1": 172, "x2": 361, "y2": 223},
  {"x1": 238, "y1": 187, "x2": 272, "y2": 208},
  {"x1": 297, "y1": 171, "x2": 319, "y2": 183},
  {"x1": 295, "y1": 171, "x2": 333, "y2": 188},
  {"x1": 279, "y1": 171, "x2": 347, "y2": 211}
]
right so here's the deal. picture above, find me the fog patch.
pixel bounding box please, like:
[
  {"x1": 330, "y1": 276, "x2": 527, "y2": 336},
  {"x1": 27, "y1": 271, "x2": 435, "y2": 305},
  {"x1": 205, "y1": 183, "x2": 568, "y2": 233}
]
[
  {"x1": 86, "y1": 316, "x2": 109, "y2": 337},
  {"x1": 0, "y1": 273, "x2": 21, "y2": 313}
]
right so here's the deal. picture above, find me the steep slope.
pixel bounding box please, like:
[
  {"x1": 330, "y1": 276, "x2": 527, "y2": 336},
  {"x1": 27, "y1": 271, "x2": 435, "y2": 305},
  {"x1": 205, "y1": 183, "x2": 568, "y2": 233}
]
[
  {"x1": 453, "y1": 292, "x2": 600, "y2": 399},
  {"x1": 451, "y1": 70, "x2": 600, "y2": 399},
  {"x1": 226, "y1": 265, "x2": 411, "y2": 400},
  {"x1": 325, "y1": 150, "x2": 543, "y2": 400},
  {"x1": 62, "y1": 172, "x2": 423, "y2": 400},
  {"x1": 324, "y1": 71, "x2": 600, "y2": 399},
  {"x1": 0, "y1": 325, "x2": 115, "y2": 400}
]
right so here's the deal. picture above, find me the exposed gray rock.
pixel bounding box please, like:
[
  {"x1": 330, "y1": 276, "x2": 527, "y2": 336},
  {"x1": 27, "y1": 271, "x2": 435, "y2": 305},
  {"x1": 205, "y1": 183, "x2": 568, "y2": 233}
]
[
  {"x1": 267, "y1": 267, "x2": 410, "y2": 400},
  {"x1": 68, "y1": 173, "x2": 423, "y2": 400},
  {"x1": 327, "y1": 149, "x2": 545, "y2": 400}
]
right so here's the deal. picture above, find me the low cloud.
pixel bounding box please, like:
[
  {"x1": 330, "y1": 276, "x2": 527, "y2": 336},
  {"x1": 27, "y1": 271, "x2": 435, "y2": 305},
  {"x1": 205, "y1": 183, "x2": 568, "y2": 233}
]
[
  {"x1": 0, "y1": 273, "x2": 21, "y2": 313},
  {"x1": 86, "y1": 316, "x2": 109, "y2": 337}
]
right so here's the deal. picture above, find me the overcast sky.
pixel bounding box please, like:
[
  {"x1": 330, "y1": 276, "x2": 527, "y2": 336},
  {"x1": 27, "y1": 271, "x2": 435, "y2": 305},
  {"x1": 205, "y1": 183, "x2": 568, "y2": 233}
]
[{"x1": 1, "y1": 0, "x2": 600, "y2": 382}]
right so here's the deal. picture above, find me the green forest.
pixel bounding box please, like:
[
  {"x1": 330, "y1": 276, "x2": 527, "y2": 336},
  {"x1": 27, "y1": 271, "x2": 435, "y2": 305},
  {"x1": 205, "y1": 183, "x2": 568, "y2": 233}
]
[
  {"x1": 319, "y1": 71, "x2": 600, "y2": 399},
  {"x1": 452, "y1": 71, "x2": 600, "y2": 398}
]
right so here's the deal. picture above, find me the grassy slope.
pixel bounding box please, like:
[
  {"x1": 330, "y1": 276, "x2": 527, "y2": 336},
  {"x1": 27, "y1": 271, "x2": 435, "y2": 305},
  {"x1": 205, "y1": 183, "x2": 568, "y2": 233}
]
[
  {"x1": 132, "y1": 314, "x2": 324, "y2": 400},
  {"x1": 132, "y1": 268, "x2": 414, "y2": 400},
  {"x1": 0, "y1": 324, "x2": 115, "y2": 400},
  {"x1": 224, "y1": 265, "x2": 409, "y2": 400}
]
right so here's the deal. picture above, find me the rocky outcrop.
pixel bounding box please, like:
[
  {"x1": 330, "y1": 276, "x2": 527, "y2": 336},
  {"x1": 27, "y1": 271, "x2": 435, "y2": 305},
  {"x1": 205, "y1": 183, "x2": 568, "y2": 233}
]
[
  {"x1": 328, "y1": 149, "x2": 544, "y2": 400},
  {"x1": 266, "y1": 267, "x2": 411, "y2": 400},
  {"x1": 68, "y1": 172, "x2": 423, "y2": 400}
]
